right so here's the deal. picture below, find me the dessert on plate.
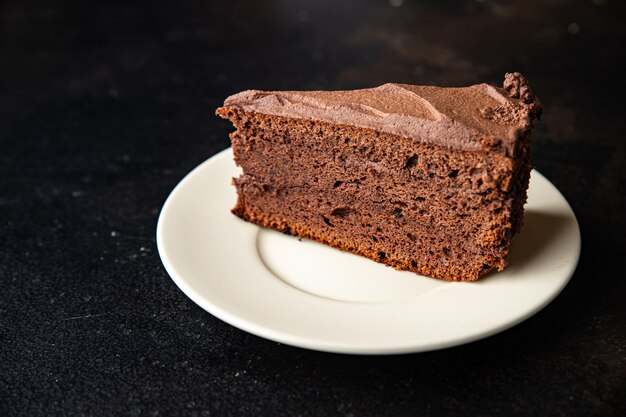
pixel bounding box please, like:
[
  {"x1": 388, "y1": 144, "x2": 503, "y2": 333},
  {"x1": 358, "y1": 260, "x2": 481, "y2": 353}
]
[{"x1": 216, "y1": 72, "x2": 541, "y2": 281}]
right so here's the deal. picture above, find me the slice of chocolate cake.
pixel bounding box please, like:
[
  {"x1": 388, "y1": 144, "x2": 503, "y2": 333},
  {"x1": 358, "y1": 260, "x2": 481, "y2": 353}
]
[{"x1": 216, "y1": 73, "x2": 541, "y2": 281}]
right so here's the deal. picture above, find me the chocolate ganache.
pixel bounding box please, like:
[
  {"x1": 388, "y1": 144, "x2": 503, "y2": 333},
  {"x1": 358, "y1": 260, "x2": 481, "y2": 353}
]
[{"x1": 223, "y1": 72, "x2": 540, "y2": 157}]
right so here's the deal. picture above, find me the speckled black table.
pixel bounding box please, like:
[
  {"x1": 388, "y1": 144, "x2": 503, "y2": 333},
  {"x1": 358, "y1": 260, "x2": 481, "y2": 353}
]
[{"x1": 1, "y1": 1, "x2": 625, "y2": 416}]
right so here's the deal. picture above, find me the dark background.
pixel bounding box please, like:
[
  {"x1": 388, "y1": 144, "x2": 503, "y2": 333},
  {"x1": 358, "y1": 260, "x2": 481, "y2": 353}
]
[{"x1": 1, "y1": 0, "x2": 625, "y2": 416}]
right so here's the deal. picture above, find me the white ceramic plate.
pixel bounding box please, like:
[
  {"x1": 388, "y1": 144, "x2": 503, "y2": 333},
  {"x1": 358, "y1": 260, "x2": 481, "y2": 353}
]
[{"x1": 157, "y1": 148, "x2": 580, "y2": 354}]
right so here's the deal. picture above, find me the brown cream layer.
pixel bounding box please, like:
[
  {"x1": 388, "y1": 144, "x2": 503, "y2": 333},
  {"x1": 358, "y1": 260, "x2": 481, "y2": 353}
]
[{"x1": 223, "y1": 72, "x2": 541, "y2": 157}]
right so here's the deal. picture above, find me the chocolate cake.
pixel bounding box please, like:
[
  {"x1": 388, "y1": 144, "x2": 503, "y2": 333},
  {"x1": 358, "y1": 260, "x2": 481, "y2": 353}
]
[{"x1": 216, "y1": 73, "x2": 541, "y2": 281}]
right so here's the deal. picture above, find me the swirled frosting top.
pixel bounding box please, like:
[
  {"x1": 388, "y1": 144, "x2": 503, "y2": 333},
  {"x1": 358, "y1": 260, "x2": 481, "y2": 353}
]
[{"x1": 221, "y1": 73, "x2": 541, "y2": 157}]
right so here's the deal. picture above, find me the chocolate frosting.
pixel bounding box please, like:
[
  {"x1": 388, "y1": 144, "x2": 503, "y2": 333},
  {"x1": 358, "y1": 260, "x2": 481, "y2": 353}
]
[{"x1": 222, "y1": 73, "x2": 541, "y2": 157}]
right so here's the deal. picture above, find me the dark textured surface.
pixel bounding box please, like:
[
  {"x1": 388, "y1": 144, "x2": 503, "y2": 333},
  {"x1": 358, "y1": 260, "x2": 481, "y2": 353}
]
[{"x1": 1, "y1": 0, "x2": 625, "y2": 416}]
